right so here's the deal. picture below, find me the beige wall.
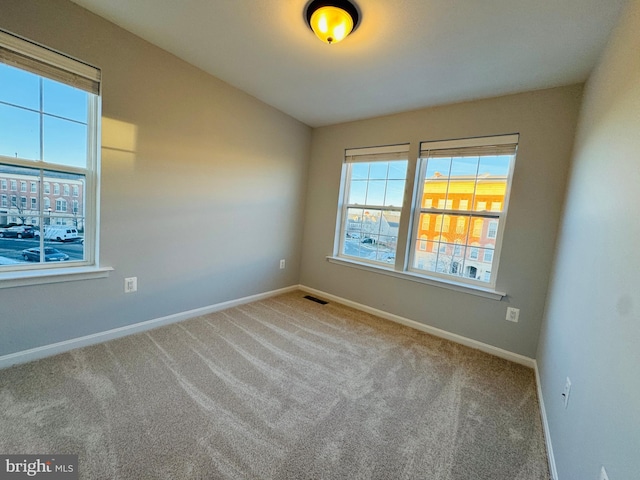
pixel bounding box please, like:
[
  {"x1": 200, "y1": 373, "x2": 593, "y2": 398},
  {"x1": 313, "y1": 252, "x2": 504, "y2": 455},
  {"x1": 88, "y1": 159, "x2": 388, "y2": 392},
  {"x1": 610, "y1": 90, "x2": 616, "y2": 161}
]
[
  {"x1": 300, "y1": 85, "x2": 583, "y2": 358},
  {"x1": 537, "y1": 1, "x2": 640, "y2": 478},
  {"x1": 0, "y1": 0, "x2": 311, "y2": 356}
]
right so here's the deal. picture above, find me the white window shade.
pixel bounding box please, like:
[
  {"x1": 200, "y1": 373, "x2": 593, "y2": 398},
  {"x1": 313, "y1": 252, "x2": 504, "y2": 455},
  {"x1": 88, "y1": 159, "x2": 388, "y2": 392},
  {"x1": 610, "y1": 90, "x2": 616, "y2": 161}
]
[
  {"x1": 420, "y1": 134, "x2": 518, "y2": 158},
  {"x1": 346, "y1": 144, "x2": 410, "y2": 163},
  {"x1": 0, "y1": 30, "x2": 100, "y2": 95}
]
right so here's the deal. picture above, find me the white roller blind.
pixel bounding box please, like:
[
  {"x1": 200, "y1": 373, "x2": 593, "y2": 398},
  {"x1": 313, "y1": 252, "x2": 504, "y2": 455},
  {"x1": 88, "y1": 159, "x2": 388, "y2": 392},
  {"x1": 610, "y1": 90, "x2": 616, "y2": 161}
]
[
  {"x1": 420, "y1": 134, "x2": 518, "y2": 158},
  {"x1": 346, "y1": 144, "x2": 410, "y2": 163},
  {"x1": 0, "y1": 30, "x2": 100, "y2": 95}
]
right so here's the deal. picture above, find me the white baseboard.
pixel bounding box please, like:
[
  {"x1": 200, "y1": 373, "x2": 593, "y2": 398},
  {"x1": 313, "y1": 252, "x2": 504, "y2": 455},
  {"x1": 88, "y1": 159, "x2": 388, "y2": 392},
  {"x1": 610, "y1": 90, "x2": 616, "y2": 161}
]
[
  {"x1": 0, "y1": 285, "x2": 299, "y2": 370},
  {"x1": 534, "y1": 361, "x2": 559, "y2": 480},
  {"x1": 299, "y1": 284, "x2": 536, "y2": 368}
]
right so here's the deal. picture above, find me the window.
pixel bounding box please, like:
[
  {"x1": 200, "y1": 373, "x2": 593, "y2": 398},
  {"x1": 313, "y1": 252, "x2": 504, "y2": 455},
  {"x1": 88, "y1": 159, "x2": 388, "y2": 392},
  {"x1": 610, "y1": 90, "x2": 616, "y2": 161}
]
[
  {"x1": 410, "y1": 135, "x2": 515, "y2": 287},
  {"x1": 72, "y1": 185, "x2": 78, "y2": 197},
  {"x1": 487, "y1": 221, "x2": 498, "y2": 239},
  {"x1": 333, "y1": 134, "x2": 517, "y2": 293},
  {"x1": 1, "y1": 179, "x2": 6, "y2": 190},
  {"x1": 338, "y1": 144, "x2": 409, "y2": 265},
  {"x1": 0, "y1": 29, "x2": 101, "y2": 272},
  {"x1": 419, "y1": 235, "x2": 427, "y2": 251},
  {"x1": 1, "y1": 194, "x2": 6, "y2": 207},
  {"x1": 63, "y1": 184, "x2": 69, "y2": 196},
  {"x1": 55, "y1": 199, "x2": 67, "y2": 212}
]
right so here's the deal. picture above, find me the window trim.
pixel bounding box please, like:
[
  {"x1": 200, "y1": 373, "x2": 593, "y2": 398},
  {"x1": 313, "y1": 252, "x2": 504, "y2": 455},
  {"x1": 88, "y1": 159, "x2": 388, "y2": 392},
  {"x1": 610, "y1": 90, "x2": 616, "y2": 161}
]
[
  {"x1": 336, "y1": 143, "x2": 410, "y2": 268},
  {"x1": 0, "y1": 28, "x2": 106, "y2": 284},
  {"x1": 327, "y1": 255, "x2": 505, "y2": 300},
  {"x1": 407, "y1": 134, "x2": 517, "y2": 289},
  {"x1": 332, "y1": 134, "x2": 517, "y2": 298}
]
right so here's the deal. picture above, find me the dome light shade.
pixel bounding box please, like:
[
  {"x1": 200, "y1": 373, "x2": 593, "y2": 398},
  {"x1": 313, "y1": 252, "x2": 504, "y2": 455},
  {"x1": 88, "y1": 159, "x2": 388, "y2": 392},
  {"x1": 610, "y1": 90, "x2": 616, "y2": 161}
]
[{"x1": 306, "y1": 0, "x2": 360, "y2": 45}]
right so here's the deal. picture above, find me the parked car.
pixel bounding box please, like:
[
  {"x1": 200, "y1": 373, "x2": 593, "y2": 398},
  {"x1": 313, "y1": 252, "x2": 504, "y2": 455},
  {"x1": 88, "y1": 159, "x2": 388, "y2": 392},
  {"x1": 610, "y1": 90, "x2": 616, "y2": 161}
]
[
  {"x1": 0, "y1": 225, "x2": 36, "y2": 239},
  {"x1": 361, "y1": 237, "x2": 377, "y2": 244},
  {"x1": 22, "y1": 247, "x2": 70, "y2": 262}
]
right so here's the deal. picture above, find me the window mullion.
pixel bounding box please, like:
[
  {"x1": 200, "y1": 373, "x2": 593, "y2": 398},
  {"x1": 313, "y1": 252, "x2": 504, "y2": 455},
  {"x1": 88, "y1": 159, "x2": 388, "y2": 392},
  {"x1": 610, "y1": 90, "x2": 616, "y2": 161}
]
[{"x1": 399, "y1": 151, "x2": 422, "y2": 271}]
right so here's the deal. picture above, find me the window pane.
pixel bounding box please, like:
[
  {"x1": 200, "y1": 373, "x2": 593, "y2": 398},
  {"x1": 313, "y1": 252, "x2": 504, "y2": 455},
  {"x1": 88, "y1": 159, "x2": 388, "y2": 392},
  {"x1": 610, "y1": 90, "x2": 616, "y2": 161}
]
[
  {"x1": 351, "y1": 163, "x2": 369, "y2": 180},
  {"x1": 384, "y1": 179, "x2": 404, "y2": 207},
  {"x1": 474, "y1": 155, "x2": 510, "y2": 212},
  {"x1": 345, "y1": 207, "x2": 364, "y2": 238},
  {"x1": 369, "y1": 162, "x2": 388, "y2": 180},
  {"x1": 0, "y1": 164, "x2": 41, "y2": 265},
  {"x1": 422, "y1": 158, "x2": 450, "y2": 212},
  {"x1": 451, "y1": 156, "x2": 479, "y2": 176},
  {"x1": 0, "y1": 104, "x2": 40, "y2": 160},
  {"x1": 478, "y1": 155, "x2": 510, "y2": 176},
  {"x1": 0, "y1": 63, "x2": 40, "y2": 110},
  {"x1": 342, "y1": 209, "x2": 400, "y2": 263},
  {"x1": 447, "y1": 159, "x2": 478, "y2": 211},
  {"x1": 43, "y1": 78, "x2": 88, "y2": 122},
  {"x1": 388, "y1": 160, "x2": 408, "y2": 180},
  {"x1": 365, "y1": 180, "x2": 385, "y2": 205},
  {"x1": 424, "y1": 157, "x2": 451, "y2": 178},
  {"x1": 348, "y1": 180, "x2": 367, "y2": 204},
  {"x1": 347, "y1": 160, "x2": 407, "y2": 210},
  {"x1": 413, "y1": 241, "x2": 439, "y2": 272},
  {"x1": 43, "y1": 116, "x2": 87, "y2": 167},
  {"x1": 0, "y1": 164, "x2": 40, "y2": 225},
  {"x1": 45, "y1": 215, "x2": 84, "y2": 260}
]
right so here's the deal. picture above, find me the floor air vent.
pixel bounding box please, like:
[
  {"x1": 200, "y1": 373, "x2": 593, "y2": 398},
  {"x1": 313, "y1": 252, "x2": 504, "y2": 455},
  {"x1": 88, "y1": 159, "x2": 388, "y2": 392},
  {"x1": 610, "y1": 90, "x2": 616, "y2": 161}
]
[{"x1": 303, "y1": 295, "x2": 328, "y2": 305}]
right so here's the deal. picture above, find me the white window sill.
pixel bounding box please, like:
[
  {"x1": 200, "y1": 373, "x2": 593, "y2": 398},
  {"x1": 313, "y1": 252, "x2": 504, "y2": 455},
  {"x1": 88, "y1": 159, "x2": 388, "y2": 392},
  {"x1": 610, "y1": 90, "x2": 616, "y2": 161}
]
[
  {"x1": 326, "y1": 256, "x2": 506, "y2": 300},
  {"x1": 0, "y1": 265, "x2": 113, "y2": 289}
]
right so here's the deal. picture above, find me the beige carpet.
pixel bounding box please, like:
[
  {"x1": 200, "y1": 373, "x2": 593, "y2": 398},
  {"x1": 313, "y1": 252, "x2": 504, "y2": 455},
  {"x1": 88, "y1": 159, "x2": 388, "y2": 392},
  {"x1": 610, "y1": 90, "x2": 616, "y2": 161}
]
[{"x1": 0, "y1": 291, "x2": 550, "y2": 479}]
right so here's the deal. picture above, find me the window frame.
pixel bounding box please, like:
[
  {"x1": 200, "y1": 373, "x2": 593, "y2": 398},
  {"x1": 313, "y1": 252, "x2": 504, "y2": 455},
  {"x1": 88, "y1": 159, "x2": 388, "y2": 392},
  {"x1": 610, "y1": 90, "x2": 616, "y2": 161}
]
[
  {"x1": 0, "y1": 29, "x2": 109, "y2": 286},
  {"x1": 332, "y1": 134, "x2": 518, "y2": 299},
  {"x1": 408, "y1": 135, "x2": 516, "y2": 289},
  {"x1": 336, "y1": 144, "x2": 410, "y2": 268}
]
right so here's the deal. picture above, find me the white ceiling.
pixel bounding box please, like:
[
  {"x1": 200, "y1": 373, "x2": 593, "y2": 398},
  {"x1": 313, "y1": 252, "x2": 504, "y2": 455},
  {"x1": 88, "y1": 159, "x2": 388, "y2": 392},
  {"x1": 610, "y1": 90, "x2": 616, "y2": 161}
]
[{"x1": 70, "y1": 0, "x2": 626, "y2": 127}]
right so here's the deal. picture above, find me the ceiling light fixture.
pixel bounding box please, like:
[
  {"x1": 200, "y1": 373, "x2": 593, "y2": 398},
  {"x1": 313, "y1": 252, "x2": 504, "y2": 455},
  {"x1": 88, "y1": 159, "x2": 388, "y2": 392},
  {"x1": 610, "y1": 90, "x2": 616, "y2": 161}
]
[{"x1": 305, "y1": 0, "x2": 360, "y2": 45}]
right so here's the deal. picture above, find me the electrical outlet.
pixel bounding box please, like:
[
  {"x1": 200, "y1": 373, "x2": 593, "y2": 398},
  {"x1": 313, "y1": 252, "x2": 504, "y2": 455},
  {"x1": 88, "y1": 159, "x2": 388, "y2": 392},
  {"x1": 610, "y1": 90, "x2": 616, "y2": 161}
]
[
  {"x1": 562, "y1": 377, "x2": 571, "y2": 408},
  {"x1": 279, "y1": 259, "x2": 286, "y2": 269},
  {"x1": 506, "y1": 307, "x2": 520, "y2": 322},
  {"x1": 599, "y1": 466, "x2": 609, "y2": 480},
  {"x1": 124, "y1": 277, "x2": 137, "y2": 293}
]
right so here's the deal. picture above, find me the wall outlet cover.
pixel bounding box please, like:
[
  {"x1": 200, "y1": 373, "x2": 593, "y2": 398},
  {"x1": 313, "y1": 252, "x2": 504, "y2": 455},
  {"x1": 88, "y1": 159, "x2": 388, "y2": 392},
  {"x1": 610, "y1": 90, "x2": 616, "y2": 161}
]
[{"x1": 506, "y1": 307, "x2": 520, "y2": 322}]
